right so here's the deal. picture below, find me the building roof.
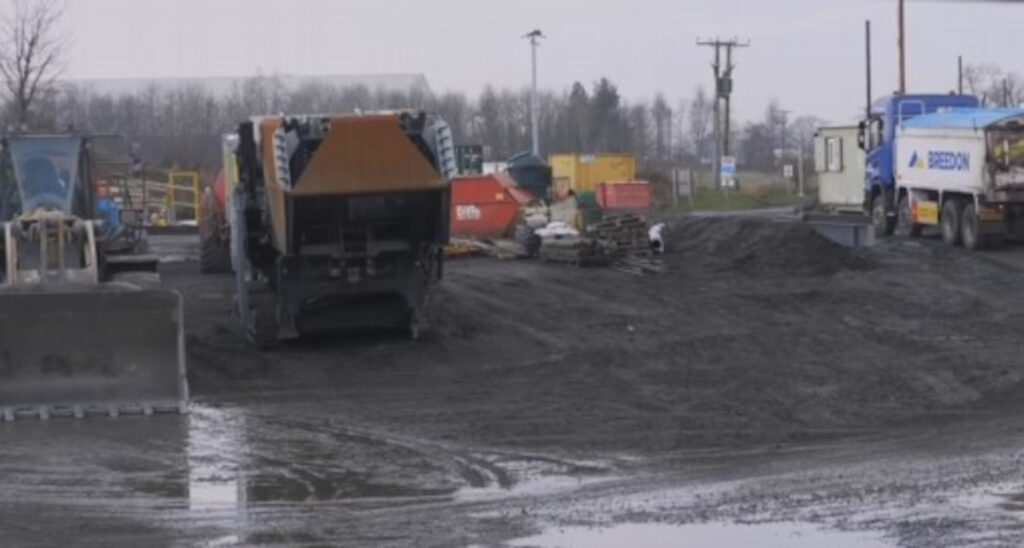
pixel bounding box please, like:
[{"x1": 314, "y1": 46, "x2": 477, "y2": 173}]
[{"x1": 902, "y1": 108, "x2": 1024, "y2": 130}]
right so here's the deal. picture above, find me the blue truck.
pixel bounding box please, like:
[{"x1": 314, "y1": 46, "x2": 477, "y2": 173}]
[{"x1": 859, "y1": 94, "x2": 1024, "y2": 248}]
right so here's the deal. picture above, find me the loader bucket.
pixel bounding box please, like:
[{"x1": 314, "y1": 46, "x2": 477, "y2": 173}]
[{"x1": 0, "y1": 287, "x2": 188, "y2": 420}]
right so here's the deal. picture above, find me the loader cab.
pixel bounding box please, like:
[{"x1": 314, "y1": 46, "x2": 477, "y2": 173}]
[{"x1": 0, "y1": 135, "x2": 91, "y2": 222}]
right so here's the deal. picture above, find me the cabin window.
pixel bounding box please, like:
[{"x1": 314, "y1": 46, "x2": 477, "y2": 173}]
[{"x1": 825, "y1": 137, "x2": 843, "y2": 172}]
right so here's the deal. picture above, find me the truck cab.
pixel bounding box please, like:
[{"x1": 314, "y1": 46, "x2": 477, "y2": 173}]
[{"x1": 859, "y1": 94, "x2": 980, "y2": 234}]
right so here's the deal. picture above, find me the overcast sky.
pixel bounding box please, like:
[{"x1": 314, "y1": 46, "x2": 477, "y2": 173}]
[{"x1": 50, "y1": 0, "x2": 1024, "y2": 125}]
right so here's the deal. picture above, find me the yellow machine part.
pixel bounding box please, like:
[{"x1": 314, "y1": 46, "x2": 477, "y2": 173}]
[
  {"x1": 913, "y1": 200, "x2": 940, "y2": 225},
  {"x1": 258, "y1": 114, "x2": 445, "y2": 196},
  {"x1": 255, "y1": 114, "x2": 447, "y2": 252},
  {"x1": 292, "y1": 115, "x2": 445, "y2": 196}
]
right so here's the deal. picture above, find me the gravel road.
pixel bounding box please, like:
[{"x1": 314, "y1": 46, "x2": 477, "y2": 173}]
[{"x1": 4, "y1": 219, "x2": 1024, "y2": 547}]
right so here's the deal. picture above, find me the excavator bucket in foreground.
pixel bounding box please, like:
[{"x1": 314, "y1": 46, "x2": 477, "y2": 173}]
[{"x1": 0, "y1": 287, "x2": 188, "y2": 420}]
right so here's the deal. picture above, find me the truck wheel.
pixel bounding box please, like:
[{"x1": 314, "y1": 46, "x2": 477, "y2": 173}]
[
  {"x1": 896, "y1": 195, "x2": 922, "y2": 237},
  {"x1": 941, "y1": 199, "x2": 963, "y2": 246},
  {"x1": 961, "y1": 203, "x2": 982, "y2": 251},
  {"x1": 871, "y1": 193, "x2": 895, "y2": 237}
]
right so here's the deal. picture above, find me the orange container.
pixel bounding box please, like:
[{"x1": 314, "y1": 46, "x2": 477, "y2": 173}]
[
  {"x1": 596, "y1": 181, "x2": 652, "y2": 210},
  {"x1": 450, "y1": 174, "x2": 527, "y2": 238}
]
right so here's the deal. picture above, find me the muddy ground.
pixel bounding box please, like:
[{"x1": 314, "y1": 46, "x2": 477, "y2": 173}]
[{"x1": 4, "y1": 215, "x2": 1024, "y2": 547}]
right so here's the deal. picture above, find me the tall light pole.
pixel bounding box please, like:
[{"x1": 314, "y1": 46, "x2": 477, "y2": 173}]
[
  {"x1": 898, "y1": 0, "x2": 906, "y2": 94},
  {"x1": 866, "y1": 20, "x2": 873, "y2": 118},
  {"x1": 524, "y1": 29, "x2": 545, "y2": 157}
]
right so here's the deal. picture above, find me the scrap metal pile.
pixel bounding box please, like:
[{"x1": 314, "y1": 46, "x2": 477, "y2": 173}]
[{"x1": 532, "y1": 212, "x2": 659, "y2": 270}]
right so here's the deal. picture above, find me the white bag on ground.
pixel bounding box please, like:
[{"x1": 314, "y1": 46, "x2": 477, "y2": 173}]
[{"x1": 649, "y1": 223, "x2": 665, "y2": 254}]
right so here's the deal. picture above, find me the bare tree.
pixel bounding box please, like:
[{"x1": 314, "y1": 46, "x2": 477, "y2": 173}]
[
  {"x1": 36, "y1": 70, "x2": 826, "y2": 175},
  {"x1": 0, "y1": 0, "x2": 64, "y2": 127},
  {"x1": 688, "y1": 86, "x2": 713, "y2": 163},
  {"x1": 650, "y1": 94, "x2": 672, "y2": 169},
  {"x1": 962, "y1": 64, "x2": 1003, "y2": 106},
  {"x1": 789, "y1": 115, "x2": 823, "y2": 158}
]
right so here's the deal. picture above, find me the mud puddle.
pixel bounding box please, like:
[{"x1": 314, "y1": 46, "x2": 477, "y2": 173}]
[
  {"x1": 172, "y1": 405, "x2": 614, "y2": 512},
  {"x1": 182, "y1": 405, "x2": 464, "y2": 509},
  {"x1": 507, "y1": 521, "x2": 892, "y2": 548}
]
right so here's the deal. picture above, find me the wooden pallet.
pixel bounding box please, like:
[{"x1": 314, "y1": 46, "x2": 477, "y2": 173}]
[{"x1": 539, "y1": 245, "x2": 611, "y2": 267}]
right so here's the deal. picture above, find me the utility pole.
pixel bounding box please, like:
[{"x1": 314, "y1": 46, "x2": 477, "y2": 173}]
[
  {"x1": 898, "y1": 0, "x2": 906, "y2": 94},
  {"x1": 958, "y1": 55, "x2": 963, "y2": 95},
  {"x1": 865, "y1": 20, "x2": 873, "y2": 118},
  {"x1": 524, "y1": 29, "x2": 545, "y2": 157},
  {"x1": 797, "y1": 147, "x2": 805, "y2": 199},
  {"x1": 711, "y1": 43, "x2": 720, "y2": 190},
  {"x1": 778, "y1": 109, "x2": 791, "y2": 188},
  {"x1": 697, "y1": 37, "x2": 749, "y2": 189},
  {"x1": 723, "y1": 45, "x2": 735, "y2": 157},
  {"x1": 778, "y1": 109, "x2": 790, "y2": 155}
]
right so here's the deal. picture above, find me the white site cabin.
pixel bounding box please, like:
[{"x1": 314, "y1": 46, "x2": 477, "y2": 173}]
[{"x1": 814, "y1": 126, "x2": 865, "y2": 212}]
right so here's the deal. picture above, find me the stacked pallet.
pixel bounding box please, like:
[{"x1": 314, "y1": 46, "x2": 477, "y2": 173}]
[
  {"x1": 538, "y1": 238, "x2": 611, "y2": 267},
  {"x1": 594, "y1": 213, "x2": 650, "y2": 258},
  {"x1": 444, "y1": 239, "x2": 485, "y2": 259}
]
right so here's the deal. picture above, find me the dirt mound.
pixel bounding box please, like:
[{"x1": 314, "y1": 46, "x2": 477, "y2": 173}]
[{"x1": 666, "y1": 216, "x2": 876, "y2": 276}]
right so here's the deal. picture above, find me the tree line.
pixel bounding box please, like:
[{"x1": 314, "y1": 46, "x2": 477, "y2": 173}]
[
  {"x1": 962, "y1": 63, "x2": 1024, "y2": 108},
  {"x1": 17, "y1": 75, "x2": 822, "y2": 176}
]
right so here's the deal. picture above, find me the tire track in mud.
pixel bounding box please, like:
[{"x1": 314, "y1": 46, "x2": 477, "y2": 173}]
[
  {"x1": 282, "y1": 415, "x2": 610, "y2": 493},
  {"x1": 159, "y1": 407, "x2": 629, "y2": 548},
  {"x1": 179, "y1": 405, "x2": 617, "y2": 512}
]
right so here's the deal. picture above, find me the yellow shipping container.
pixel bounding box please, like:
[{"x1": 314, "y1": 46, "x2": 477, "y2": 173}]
[{"x1": 548, "y1": 153, "x2": 637, "y2": 193}]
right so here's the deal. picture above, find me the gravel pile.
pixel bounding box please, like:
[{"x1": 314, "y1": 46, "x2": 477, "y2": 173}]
[{"x1": 666, "y1": 216, "x2": 876, "y2": 276}]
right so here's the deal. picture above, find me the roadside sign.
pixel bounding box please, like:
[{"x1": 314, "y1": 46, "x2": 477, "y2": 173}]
[
  {"x1": 455, "y1": 145, "x2": 484, "y2": 175},
  {"x1": 720, "y1": 156, "x2": 737, "y2": 176},
  {"x1": 720, "y1": 156, "x2": 737, "y2": 189},
  {"x1": 783, "y1": 164, "x2": 794, "y2": 179},
  {"x1": 673, "y1": 168, "x2": 694, "y2": 197}
]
